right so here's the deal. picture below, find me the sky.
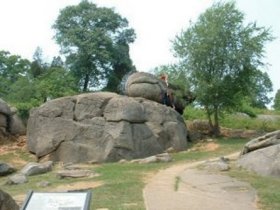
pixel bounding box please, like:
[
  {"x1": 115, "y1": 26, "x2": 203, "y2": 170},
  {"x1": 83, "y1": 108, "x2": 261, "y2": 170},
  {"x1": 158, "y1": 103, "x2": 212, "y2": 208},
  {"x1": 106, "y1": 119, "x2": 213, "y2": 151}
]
[{"x1": 0, "y1": 0, "x2": 279, "y2": 101}]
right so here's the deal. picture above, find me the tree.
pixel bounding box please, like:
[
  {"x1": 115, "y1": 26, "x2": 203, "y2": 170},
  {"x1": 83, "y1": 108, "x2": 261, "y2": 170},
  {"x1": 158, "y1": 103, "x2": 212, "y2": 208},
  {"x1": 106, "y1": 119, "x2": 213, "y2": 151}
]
[
  {"x1": 173, "y1": 2, "x2": 274, "y2": 136},
  {"x1": 0, "y1": 51, "x2": 31, "y2": 99},
  {"x1": 53, "y1": 0, "x2": 135, "y2": 92},
  {"x1": 273, "y1": 89, "x2": 280, "y2": 111},
  {"x1": 152, "y1": 64, "x2": 196, "y2": 114},
  {"x1": 30, "y1": 47, "x2": 47, "y2": 78},
  {"x1": 35, "y1": 66, "x2": 78, "y2": 101},
  {"x1": 104, "y1": 31, "x2": 136, "y2": 92}
]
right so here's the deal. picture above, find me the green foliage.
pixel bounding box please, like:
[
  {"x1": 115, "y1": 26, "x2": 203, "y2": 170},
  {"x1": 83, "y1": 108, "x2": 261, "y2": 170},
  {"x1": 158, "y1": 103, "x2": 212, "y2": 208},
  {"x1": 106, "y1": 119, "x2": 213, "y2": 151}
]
[
  {"x1": 183, "y1": 106, "x2": 207, "y2": 120},
  {"x1": 0, "y1": 49, "x2": 78, "y2": 120},
  {"x1": 273, "y1": 89, "x2": 280, "y2": 111},
  {"x1": 172, "y1": 1, "x2": 274, "y2": 135},
  {"x1": 53, "y1": 0, "x2": 135, "y2": 92},
  {"x1": 35, "y1": 66, "x2": 78, "y2": 101},
  {"x1": 0, "y1": 51, "x2": 31, "y2": 99},
  {"x1": 153, "y1": 64, "x2": 191, "y2": 93},
  {"x1": 184, "y1": 106, "x2": 280, "y2": 132},
  {"x1": 152, "y1": 64, "x2": 196, "y2": 112},
  {"x1": 228, "y1": 167, "x2": 280, "y2": 210}
]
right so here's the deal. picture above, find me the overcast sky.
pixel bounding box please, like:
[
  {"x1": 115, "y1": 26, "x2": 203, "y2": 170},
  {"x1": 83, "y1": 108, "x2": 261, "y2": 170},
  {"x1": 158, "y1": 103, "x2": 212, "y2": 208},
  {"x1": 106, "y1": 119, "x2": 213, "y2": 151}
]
[{"x1": 0, "y1": 0, "x2": 279, "y2": 100}]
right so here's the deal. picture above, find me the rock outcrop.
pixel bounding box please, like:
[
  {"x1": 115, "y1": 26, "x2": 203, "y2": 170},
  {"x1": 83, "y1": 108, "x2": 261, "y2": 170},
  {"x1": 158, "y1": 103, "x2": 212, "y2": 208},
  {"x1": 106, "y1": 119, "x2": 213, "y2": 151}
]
[
  {"x1": 125, "y1": 72, "x2": 196, "y2": 114},
  {"x1": 0, "y1": 189, "x2": 19, "y2": 210},
  {"x1": 27, "y1": 92, "x2": 188, "y2": 163},
  {"x1": 0, "y1": 99, "x2": 26, "y2": 138},
  {"x1": 238, "y1": 130, "x2": 280, "y2": 177},
  {"x1": 125, "y1": 72, "x2": 166, "y2": 103},
  {"x1": 0, "y1": 162, "x2": 16, "y2": 176}
]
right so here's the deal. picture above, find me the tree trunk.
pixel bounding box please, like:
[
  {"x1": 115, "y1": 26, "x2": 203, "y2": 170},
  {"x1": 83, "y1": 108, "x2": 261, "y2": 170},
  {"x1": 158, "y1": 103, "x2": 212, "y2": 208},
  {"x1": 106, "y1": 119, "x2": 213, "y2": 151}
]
[
  {"x1": 83, "y1": 74, "x2": 89, "y2": 92},
  {"x1": 205, "y1": 106, "x2": 214, "y2": 135},
  {"x1": 213, "y1": 106, "x2": 220, "y2": 137},
  {"x1": 205, "y1": 106, "x2": 220, "y2": 137}
]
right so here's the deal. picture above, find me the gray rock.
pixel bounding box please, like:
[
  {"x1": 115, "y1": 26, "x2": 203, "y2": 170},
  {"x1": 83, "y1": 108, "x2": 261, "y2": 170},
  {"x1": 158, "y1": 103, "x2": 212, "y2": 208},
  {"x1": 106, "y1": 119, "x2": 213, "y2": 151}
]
[
  {"x1": 238, "y1": 130, "x2": 280, "y2": 177},
  {"x1": 36, "y1": 181, "x2": 51, "y2": 187},
  {"x1": 0, "y1": 99, "x2": 11, "y2": 115},
  {"x1": 240, "y1": 130, "x2": 280, "y2": 155},
  {"x1": 27, "y1": 92, "x2": 188, "y2": 163},
  {"x1": 238, "y1": 144, "x2": 280, "y2": 177},
  {"x1": 9, "y1": 114, "x2": 26, "y2": 135},
  {"x1": 125, "y1": 72, "x2": 165, "y2": 103},
  {"x1": 203, "y1": 159, "x2": 230, "y2": 171},
  {"x1": 124, "y1": 72, "x2": 195, "y2": 115},
  {"x1": 0, "y1": 189, "x2": 19, "y2": 210},
  {"x1": 0, "y1": 99, "x2": 26, "y2": 137},
  {"x1": 6, "y1": 173, "x2": 28, "y2": 185},
  {"x1": 0, "y1": 163, "x2": 16, "y2": 176},
  {"x1": 56, "y1": 169, "x2": 93, "y2": 178},
  {"x1": 20, "y1": 161, "x2": 53, "y2": 176},
  {"x1": 132, "y1": 153, "x2": 172, "y2": 164}
]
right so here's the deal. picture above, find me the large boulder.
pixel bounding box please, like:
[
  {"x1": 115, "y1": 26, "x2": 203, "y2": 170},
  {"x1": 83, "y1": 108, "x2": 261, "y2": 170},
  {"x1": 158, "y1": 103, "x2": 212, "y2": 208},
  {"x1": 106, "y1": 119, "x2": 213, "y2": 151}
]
[
  {"x1": 238, "y1": 130, "x2": 280, "y2": 177},
  {"x1": 125, "y1": 72, "x2": 195, "y2": 114},
  {"x1": 0, "y1": 189, "x2": 19, "y2": 210},
  {"x1": 125, "y1": 72, "x2": 165, "y2": 103},
  {"x1": 27, "y1": 92, "x2": 187, "y2": 163},
  {"x1": 0, "y1": 99, "x2": 26, "y2": 138}
]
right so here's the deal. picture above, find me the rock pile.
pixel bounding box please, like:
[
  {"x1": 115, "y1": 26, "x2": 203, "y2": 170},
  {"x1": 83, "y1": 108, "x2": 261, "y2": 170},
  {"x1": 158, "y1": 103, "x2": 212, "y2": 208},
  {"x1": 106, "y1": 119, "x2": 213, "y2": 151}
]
[{"x1": 27, "y1": 92, "x2": 188, "y2": 163}]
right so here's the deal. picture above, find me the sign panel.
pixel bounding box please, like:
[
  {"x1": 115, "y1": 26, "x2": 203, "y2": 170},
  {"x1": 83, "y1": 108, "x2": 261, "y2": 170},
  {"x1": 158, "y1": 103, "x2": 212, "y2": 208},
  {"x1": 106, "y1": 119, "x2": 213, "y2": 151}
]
[{"x1": 20, "y1": 191, "x2": 92, "y2": 210}]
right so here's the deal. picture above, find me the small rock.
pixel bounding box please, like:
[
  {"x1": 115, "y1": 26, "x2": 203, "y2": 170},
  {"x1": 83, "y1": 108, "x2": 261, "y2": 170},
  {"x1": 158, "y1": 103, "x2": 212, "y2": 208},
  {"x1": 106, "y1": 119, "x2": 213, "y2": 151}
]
[
  {"x1": 6, "y1": 173, "x2": 28, "y2": 185},
  {"x1": 203, "y1": 159, "x2": 230, "y2": 171},
  {"x1": 21, "y1": 161, "x2": 53, "y2": 176},
  {"x1": 36, "y1": 181, "x2": 51, "y2": 187},
  {"x1": 0, "y1": 162, "x2": 16, "y2": 176},
  {"x1": 56, "y1": 169, "x2": 93, "y2": 179},
  {"x1": 132, "y1": 153, "x2": 172, "y2": 164},
  {"x1": 165, "y1": 147, "x2": 176, "y2": 153},
  {"x1": 118, "y1": 159, "x2": 128, "y2": 163}
]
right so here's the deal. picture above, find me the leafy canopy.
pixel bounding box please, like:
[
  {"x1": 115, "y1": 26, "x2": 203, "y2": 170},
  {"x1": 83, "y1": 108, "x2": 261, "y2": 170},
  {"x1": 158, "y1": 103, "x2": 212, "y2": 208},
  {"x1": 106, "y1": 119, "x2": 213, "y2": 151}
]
[
  {"x1": 53, "y1": 0, "x2": 135, "y2": 92},
  {"x1": 0, "y1": 49, "x2": 78, "y2": 120},
  {"x1": 173, "y1": 1, "x2": 274, "y2": 135}
]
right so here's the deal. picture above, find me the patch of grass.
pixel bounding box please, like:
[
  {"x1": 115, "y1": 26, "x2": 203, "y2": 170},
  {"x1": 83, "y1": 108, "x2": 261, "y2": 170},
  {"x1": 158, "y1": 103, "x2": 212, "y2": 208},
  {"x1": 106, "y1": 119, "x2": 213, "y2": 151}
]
[
  {"x1": 92, "y1": 163, "x2": 166, "y2": 210},
  {"x1": 0, "y1": 148, "x2": 36, "y2": 168},
  {"x1": 91, "y1": 138, "x2": 248, "y2": 209},
  {"x1": 174, "y1": 176, "x2": 181, "y2": 191},
  {"x1": 173, "y1": 138, "x2": 248, "y2": 162},
  {"x1": 227, "y1": 166, "x2": 280, "y2": 210},
  {"x1": 0, "y1": 137, "x2": 278, "y2": 210},
  {"x1": 183, "y1": 106, "x2": 207, "y2": 120},
  {"x1": 220, "y1": 114, "x2": 280, "y2": 132},
  {"x1": 183, "y1": 107, "x2": 280, "y2": 132}
]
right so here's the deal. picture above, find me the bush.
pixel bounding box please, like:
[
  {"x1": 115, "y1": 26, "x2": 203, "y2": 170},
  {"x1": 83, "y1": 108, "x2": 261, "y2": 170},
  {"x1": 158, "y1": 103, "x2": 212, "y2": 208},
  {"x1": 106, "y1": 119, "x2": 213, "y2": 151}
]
[
  {"x1": 183, "y1": 106, "x2": 207, "y2": 120},
  {"x1": 11, "y1": 101, "x2": 41, "y2": 123},
  {"x1": 183, "y1": 106, "x2": 280, "y2": 132}
]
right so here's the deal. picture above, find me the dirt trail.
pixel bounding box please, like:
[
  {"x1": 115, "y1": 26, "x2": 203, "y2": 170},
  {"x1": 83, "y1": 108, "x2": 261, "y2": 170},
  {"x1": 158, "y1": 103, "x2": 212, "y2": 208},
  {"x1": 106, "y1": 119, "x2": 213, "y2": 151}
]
[{"x1": 143, "y1": 153, "x2": 258, "y2": 210}]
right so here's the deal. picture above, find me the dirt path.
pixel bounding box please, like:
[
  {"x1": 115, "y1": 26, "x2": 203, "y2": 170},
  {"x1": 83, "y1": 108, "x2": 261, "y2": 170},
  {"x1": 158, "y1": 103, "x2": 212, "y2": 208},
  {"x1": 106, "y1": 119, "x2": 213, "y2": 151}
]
[{"x1": 143, "y1": 153, "x2": 258, "y2": 210}]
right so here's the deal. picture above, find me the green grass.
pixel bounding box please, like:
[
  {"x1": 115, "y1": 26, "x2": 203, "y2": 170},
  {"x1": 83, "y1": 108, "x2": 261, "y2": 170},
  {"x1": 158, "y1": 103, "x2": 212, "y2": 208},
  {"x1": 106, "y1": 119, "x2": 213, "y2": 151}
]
[
  {"x1": 220, "y1": 113, "x2": 280, "y2": 132},
  {"x1": 227, "y1": 166, "x2": 280, "y2": 210},
  {"x1": 92, "y1": 163, "x2": 163, "y2": 210},
  {"x1": 0, "y1": 149, "x2": 35, "y2": 166},
  {"x1": 0, "y1": 137, "x2": 278, "y2": 210},
  {"x1": 91, "y1": 137, "x2": 248, "y2": 209},
  {"x1": 184, "y1": 106, "x2": 280, "y2": 132}
]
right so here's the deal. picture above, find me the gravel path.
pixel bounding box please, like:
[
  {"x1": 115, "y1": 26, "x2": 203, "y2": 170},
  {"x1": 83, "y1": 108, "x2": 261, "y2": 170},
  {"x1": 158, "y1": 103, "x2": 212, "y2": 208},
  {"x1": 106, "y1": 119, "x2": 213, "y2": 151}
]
[{"x1": 143, "y1": 154, "x2": 258, "y2": 210}]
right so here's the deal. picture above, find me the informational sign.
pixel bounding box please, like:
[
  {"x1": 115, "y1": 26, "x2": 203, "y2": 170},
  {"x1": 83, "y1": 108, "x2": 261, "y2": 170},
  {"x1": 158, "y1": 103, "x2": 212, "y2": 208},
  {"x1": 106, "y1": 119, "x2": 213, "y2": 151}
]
[{"x1": 20, "y1": 191, "x2": 92, "y2": 210}]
